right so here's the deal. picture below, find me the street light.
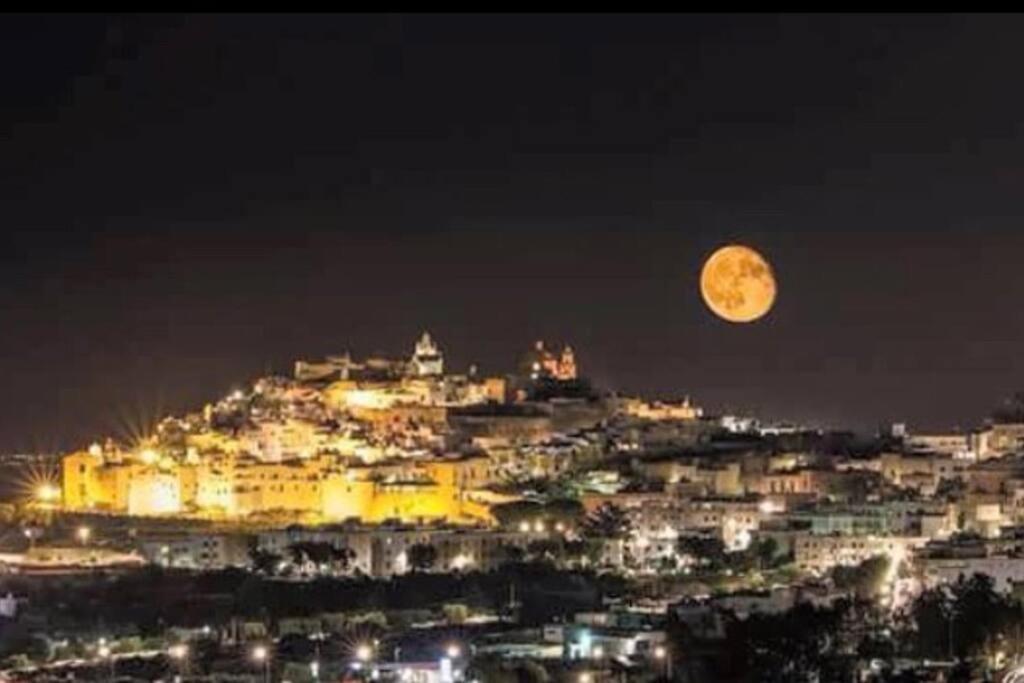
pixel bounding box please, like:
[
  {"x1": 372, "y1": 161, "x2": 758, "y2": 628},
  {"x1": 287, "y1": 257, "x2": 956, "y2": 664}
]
[
  {"x1": 169, "y1": 643, "x2": 189, "y2": 681},
  {"x1": 77, "y1": 526, "x2": 92, "y2": 545},
  {"x1": 446, "y1": 644, "x2": 461, "y2": 659},
  {"x1": 251, "y1": 644, "x2": 270, "y2": 683},
  {"x1": 592, "y1": 645, "x2": 604, "y2": 659},
  {"x1": 355, "y1": 642, "x2": 373, "y2": 662},
  {"x1": 654, "y1": 644, "x2": 672, "y2": 678},
  {"x1": 578, "y1": 673, "x2": 593, "y2": 683},
  {"x1": 98, "y1": 644, "x2": 113, "y2": 683}
]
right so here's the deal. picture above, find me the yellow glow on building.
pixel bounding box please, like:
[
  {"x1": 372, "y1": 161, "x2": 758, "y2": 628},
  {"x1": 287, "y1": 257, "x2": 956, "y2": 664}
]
[
  {"x1": 62, "y1": 447, "x2": 495, "y2": 526},
  {"x1": 127, "y1": 472, "x2": 181, "y2": 516}
]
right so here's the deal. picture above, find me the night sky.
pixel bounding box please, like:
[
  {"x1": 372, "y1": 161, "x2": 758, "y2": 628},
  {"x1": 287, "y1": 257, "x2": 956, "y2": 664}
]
[{"x1": 2, "y1": 14, "x2": 1023, "y2": 450}]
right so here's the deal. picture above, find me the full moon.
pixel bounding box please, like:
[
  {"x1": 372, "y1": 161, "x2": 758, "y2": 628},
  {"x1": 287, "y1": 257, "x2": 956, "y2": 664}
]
[{"x1": 699, "y1": 244, "x2": 777, "y2": 323}]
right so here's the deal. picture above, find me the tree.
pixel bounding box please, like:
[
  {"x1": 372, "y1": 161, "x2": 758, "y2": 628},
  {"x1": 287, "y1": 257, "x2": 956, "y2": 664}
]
[
  {"x1": 753, "y1": 536, "x2": 779, "y2": 570},
  {"x1": 287, "y1": 542, "x2": 354, "y2": 575},
  {"x1": 908, "y1": 573, "x2": 1024, "y2": 660},
  {"x1": 830, "y1": 555, "x2": 890, "y2": 599},
  {"x1": 726, "y1": 602, "x2": 854, "y2": 681},
  {"x1": 407, "y1": 543, "x2": 437, "y2": 572},
  {"x1": 677, "y1": 535, "x2": 727, "y2": 571},
  {"x1": 248, "y1": 542, "x2": 282, "y2": 576},
  {"x1": 563, "y1": 538, "x2": 603, "y2": 568},
  {"x1": 582, "y1": 503, "x2": 631, "y2": 539}
]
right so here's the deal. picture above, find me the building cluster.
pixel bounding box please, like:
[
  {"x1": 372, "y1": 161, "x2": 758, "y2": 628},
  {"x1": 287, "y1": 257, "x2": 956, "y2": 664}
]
[
  {"x1": 58, "y1": 335, "x2": 700, "y2": 530},
  {"x1": 51, "y1": 333, "x2": 1024, "y2": 604},
  {"x1": 20, "y1": 343, "x2": 1024, "y2": 680}
]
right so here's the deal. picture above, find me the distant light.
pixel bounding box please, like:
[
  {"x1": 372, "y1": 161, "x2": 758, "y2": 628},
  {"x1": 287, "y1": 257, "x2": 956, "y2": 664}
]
[
  {"x1": 519, "y1": 521, "x2": 530, "y2": 533},
  {"x1": 446, "y1": 644, "x2": 461, "y2": 659},
  {"x1": 77, "y1": 526, "x2": 92, "y2": 544},
  {"x1": 98, "y1": 645, "x2": 112, "y2": 659},
  {"x1": 168, "y1": 644, "x2": 188, "y2": 660},
  {"x1": 36, "y1": 484, "x2": 59, "y2": 503},
  {"x1": 654, "y1": 645, "x2": 667, "y2": 660},
  {"x1": 356, "y1": 643, "x2": 373, "y2": 662},
  {"x1": 534, "y1": 520, "x2": 545, "y2": 533},
  {"x1": 251, "y1": 645, "x2": 268, "y2": 663},
  {"x1": 592, "y1": 645, "x2": 604, "y2": 659},
  {"x1": 579, "y1": 673, "x2": 593, "y2": 683},
  {"x1": 139, "y1": 449, "x2": 158, "y2": 466}
]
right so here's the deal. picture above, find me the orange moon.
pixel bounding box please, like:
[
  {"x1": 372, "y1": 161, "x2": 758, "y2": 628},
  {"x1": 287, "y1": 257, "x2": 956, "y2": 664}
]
[{"x1": 699, "y1": 245, "x2": 777, "y2": 323}]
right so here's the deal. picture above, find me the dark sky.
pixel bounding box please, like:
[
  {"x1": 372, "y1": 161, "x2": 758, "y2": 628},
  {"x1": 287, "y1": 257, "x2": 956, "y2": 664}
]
[{"x1": 3, "y1": 14, "x2": 1024, "y2": 450}]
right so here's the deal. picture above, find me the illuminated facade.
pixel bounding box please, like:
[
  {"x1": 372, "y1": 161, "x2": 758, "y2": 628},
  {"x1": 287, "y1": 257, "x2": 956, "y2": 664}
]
[
  {"x1": 621, "y1": 397, "x2": 703, "y2": 421},
  {"x1": 525, "y1": 341, "x2": 577, "y2": 381},
  {"x1": 62, "y1": 447, "x2": 495, "y2": 526},
  {"x1": 410, "y1": 331, "x2": 443, "y2": 377}
]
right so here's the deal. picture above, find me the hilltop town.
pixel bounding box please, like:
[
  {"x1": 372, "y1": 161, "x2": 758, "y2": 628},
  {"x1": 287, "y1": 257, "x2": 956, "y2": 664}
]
[
  {"x1": 59, "y1": 333, "x2": 697, "y2": 528},
  {"x1": 7, "y1": 335, "x2": 1024, "y2": 680}
]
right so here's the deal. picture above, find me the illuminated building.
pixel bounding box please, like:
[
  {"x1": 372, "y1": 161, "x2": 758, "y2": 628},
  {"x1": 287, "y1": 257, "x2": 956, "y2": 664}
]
[
  {"x1": 794, "y1": 534, "x2": 926, "y2": 573},
  {"x1": 127, "y1": 470, "x2": 181, "y2": 515},
  {"x1": 523, "y1": 341, "x2": 577, "y2": 381},
  {"x1": 62, "y1": 446, "x2": 495, "y2": 526},
  {"x1": 57, "y1": 334, "x2": 613, "y2": 527},
  {"x1": 620, "y1": 397, "x2": 702, "y2": 421},
  {"x1": 410, "y1": 331, "x2": 444, "y2": 377},
  {"x1": 140, "y1": 533, "x2": 251, "y2": 570}
]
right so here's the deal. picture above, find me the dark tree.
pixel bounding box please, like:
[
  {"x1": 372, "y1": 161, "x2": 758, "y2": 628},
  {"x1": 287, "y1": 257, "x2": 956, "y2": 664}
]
[
  {"x1": 830, "y1": 555, "x2": 890, "y2": 599},
  {"x1": 582, "y1": 503, "x2": 631, "y2": 539},
  {"x1": 677, "y1": 535, "x2": 727, "y2": 570},
  {"x1": 248, "y1": 548, "x2": 282, "y2": 576}
]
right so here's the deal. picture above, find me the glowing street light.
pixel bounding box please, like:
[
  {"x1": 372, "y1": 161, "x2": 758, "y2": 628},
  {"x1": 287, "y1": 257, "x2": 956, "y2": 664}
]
[
  {"x1": 592, "y1": 645, "x2": 604, "y2": 659},
  {"x1": 77, "y1": 526, "x2": 92, "y2": 545},
  {"x1": 654, "y1": 644, "x2": 672, "y2": 678},
  {"x1": 578, "y1": 673, "x2": 593, "y2": 683},
  {"x1": 98, "y1": 645, "x2": 111, "y2": 659},
  {"x1": 446, "y1": 644, "x2": 461, "y2": 659},
  {"x1": 355, "y1": 643, "x2": 373, "y2": 662},
  {"x1": 251, "y1": 645, "x2": 270, "y2": 683},
  {"x1": 168, "y1": 643, "x2": 188, "y2": 661},
  {"x1": 36, "y1": 484, "x2": 59, "y2": 504}
]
